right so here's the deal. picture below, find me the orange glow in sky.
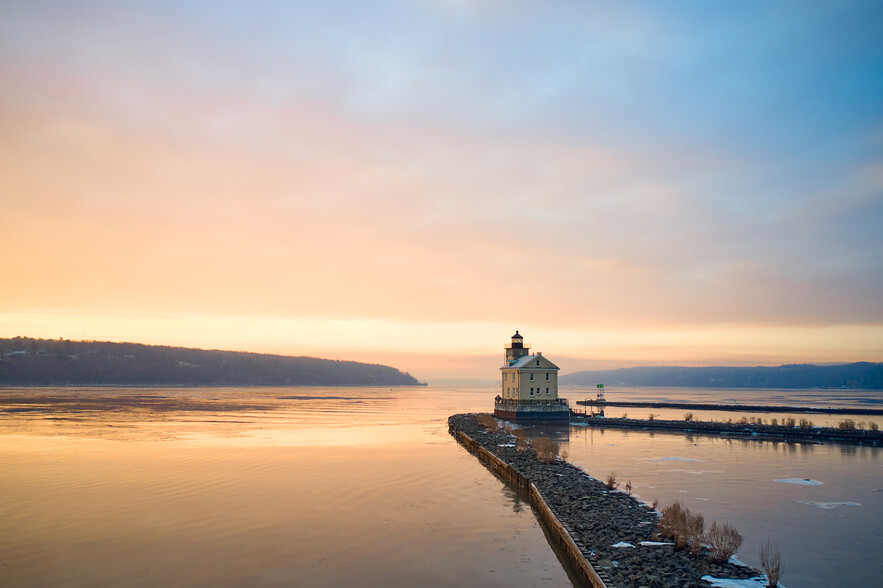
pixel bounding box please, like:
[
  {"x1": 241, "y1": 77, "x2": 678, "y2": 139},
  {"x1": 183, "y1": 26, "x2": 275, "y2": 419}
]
[{"x1": 2, "y1": 3, "x2": 881, "y2": 380}]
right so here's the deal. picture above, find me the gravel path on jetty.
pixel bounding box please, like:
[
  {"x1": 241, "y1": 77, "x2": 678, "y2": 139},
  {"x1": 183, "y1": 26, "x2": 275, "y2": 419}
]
[{"x1": 449, "y1": 413, "x2": 761, "y2": 588}]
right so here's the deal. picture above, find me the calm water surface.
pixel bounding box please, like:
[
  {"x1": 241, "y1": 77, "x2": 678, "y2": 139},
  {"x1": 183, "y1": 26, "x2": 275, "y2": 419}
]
[
  {"x1": 0, "y1": 387, "x2": 570, "y2": 587},
  {"x1": 1, "y1": 385, "x2": 881, "y2": 587}
]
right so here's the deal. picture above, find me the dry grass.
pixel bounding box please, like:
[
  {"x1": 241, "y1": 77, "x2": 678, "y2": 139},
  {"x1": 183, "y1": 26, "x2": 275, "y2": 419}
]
[
  {"x1": 706, "y1": 521, "x2": 743, "y2": 563},
  {"x1": 513, "y1": 428, "x2": 529, "y2": 452},
  {"x1": 760, "y1": 539, "x2": 783, "y2": 587},
  {"x1": 624, "y1": 480, "x2": 632, "y2": 496},
  {"x1": 659, "y1": 502, "x2": 692, "y2": 549},
  {"x1": 605, "y1": 472, "x2": 619, "y2": 490},
  {"x1": 475, "y1": 413, "x2": 499, "y2": 432},
  {"x1": 532, "y1": 436, "x2": 559, "y2": 463}
]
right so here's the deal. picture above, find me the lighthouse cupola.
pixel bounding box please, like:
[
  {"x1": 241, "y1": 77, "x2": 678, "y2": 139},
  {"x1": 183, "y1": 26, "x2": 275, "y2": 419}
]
[{"x1": 505, "y1": 330, "x2": 530, "y2": 362}]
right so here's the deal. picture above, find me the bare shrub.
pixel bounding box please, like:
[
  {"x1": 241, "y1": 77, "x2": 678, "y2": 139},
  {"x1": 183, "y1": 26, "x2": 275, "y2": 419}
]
[
  {"x1": 798, "y1": 418, "x2": 813, "y2": 429},
  {"x1": 648, "y1": 413, "x2": 655, "y2": 421},
  {"x1": 838, "y1": 419, "x2": 856, "y2": 430},
  {"x1": 706, "y1": 521, "x2": 743, "y2": 563},
  {"x1": 532, "y1": 436, "x2": 559, "y2": 463},
  {"x1": 686, "y1": 511, "x2": 705, "y2": 556},
  {"x1": 606, "y1": 472, "x2": 619, "y2": 490},
  {"x1": 760, "y1": 539, "x2": 782, "y2": 587},
  {"x1": 622, "y1": 412, "x2": 628, "y2": 419},
  {"x1": 651, "y1": 497, "x2": 659, "y2": 510},
  {"x1": 738, "y1": 416, "x2": 749, "y2": 425},
  {"x1": 625, "y1": 480, "x2": 633, "y2": 496},
  {"x1": 658, "y1": 502, "x2": 685, "y2": 543},
  {"x1": 856, "y1": 421, "x2": 866, "y2": 430},
  {"x1": 513, "y1": 429, "x2": 528, "y2": 452},
  {"x1": 871, "y1": 422, "x2": 879, "y2": 431},
  {"x1": 476, "y1": 414, "x2": 499, "y2": 431},
  {"x1": 770, "y1": 418, "x2": 778, "y2": 426},
  {"x1": 559, "y1": 448, "x2": 568, "y2": 461},
  {"x1": 784, "y1": 418, "x2": 796, "y2": 428},
  {"x1": 684, "y1": 412, "x2": 694, "y2": 422}
]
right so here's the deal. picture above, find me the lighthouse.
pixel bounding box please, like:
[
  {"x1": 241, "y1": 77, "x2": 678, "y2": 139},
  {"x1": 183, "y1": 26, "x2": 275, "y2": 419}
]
[{"x1": 495, "y1": 331, "x2": 569, "y2": 422}]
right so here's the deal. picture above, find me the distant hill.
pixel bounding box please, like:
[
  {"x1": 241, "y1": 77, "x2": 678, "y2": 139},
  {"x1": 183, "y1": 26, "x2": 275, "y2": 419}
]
[
  {"x1": 561, "y1": 362, "x2": 883, "y2": 389},
  {"x1": 0, "y1": 337, "x2": 422, "y2": 387}
]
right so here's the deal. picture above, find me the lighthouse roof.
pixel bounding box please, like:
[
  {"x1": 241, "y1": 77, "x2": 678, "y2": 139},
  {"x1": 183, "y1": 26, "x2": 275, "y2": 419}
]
[{"x1": 501, "y1": 353, "x2": 559, "y2": 370}]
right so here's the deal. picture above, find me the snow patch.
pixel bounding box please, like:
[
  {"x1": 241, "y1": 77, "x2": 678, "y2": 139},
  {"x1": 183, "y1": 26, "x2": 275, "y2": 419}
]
[
  {"x1": 701, "y1": 575, "x2": 776, "y2": 588},
  {"x1": 775, "y1": 478, "x2": 823, "y2": 485},
  {"x1": 496, "y1": 443, "x2": 515, "y2": 448},
  {"x1": 612, "y1": 541, "x2": 634, "y2": 548},
  {"x1": 639, "y1": 541, "x2": 673, "y2": 546},
  {"x1": 799, "y1": 500, "x2": 861, "y2": 509}
]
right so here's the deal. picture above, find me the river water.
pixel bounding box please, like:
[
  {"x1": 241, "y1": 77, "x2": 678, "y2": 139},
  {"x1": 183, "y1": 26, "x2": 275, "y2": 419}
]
[{"x1": 1, "y1": 385, "x2": 880, "y2": 587}]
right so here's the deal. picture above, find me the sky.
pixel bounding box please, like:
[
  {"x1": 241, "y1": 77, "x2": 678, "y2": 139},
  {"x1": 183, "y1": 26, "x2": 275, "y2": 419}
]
[{"x1": 1, "y1": 1, "x2": 882, "y2": 381}]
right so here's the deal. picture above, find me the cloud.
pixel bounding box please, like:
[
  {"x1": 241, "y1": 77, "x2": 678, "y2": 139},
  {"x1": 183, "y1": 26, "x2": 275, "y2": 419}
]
[{"x1": 1, "y1": 1, "x2": 881, "y2": 370}]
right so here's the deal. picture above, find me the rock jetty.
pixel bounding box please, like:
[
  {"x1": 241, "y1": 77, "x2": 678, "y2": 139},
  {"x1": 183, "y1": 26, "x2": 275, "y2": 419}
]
[
  {"x1": 570, "y1": 414, "x2": 883, "y2": 446},
  {"x1": 449, "y1": 413, "x2": 762, "y2": 588}
]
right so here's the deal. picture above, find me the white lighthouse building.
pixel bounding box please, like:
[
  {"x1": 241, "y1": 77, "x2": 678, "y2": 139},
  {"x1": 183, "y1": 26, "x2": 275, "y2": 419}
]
[{"x1": 494, "y1": 331, "x2": 569, "y2": 422}]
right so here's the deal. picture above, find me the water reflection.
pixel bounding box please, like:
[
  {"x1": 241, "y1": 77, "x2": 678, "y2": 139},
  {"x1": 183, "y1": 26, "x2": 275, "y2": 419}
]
[{"x1": 0, "y1": 387, "x2": 573, "y2": 588}]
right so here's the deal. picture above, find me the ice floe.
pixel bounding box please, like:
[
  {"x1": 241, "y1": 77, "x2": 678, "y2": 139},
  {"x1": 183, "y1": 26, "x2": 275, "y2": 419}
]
[
  {"x1": 611, "y1": 541, "x2": 634, "y2": 548},
  {"x1": 774, "y1": 478, "x2": 823, "y2": 485},
  {"x1": 701, "y1": 575, "x2": 778, "y2": 587},
  {"x1": 799, "y1": 500, "x2": 861, "y2": 509}
]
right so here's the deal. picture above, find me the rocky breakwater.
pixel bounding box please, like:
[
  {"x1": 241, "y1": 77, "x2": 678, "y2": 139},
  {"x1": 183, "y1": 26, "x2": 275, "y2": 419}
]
[{"x1": 449, "y1": 413, "x2": 761, "y2": 588}]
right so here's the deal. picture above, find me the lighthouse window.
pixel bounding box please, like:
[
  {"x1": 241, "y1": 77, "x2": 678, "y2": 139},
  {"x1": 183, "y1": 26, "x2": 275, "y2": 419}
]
[
  {"x1": 546, "y1": 373, "x2": 550, "y2": 381},
  {"x1": 546, "y1": 388, "x2": 550, "y2": 395},
  {"x1": 536, "y1": 360, "x2": 540, "y2": 366},
  {"x1": 529, "y1": 373, "x2": 534, "y2": 381}
]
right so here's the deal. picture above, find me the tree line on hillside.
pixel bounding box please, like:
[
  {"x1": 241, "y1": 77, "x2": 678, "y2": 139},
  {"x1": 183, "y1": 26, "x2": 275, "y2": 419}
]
[
  {"x1": 0, "y1": 337, "x2": 422, "y2": 387},
  {"x1": 561, "y1": 363, "x2": 883, "y2": 389}
]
